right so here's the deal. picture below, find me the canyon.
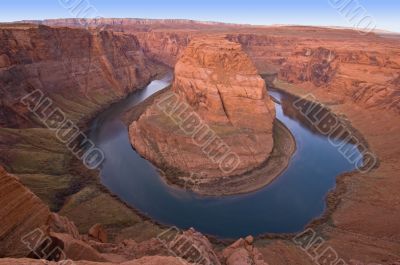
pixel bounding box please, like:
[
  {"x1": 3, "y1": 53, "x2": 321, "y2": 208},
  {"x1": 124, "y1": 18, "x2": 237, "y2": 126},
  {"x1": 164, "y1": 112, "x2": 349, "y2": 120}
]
[{"x1": 0, "y1": 18, "x2": 399, "y2": 265}]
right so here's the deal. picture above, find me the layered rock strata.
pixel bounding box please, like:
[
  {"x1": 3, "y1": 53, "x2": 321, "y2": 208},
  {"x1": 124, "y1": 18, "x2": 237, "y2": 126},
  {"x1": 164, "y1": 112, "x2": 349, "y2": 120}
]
[
  {"x1": 0, "y1": 166, "x2": 51, "y2": 257},
  {"x1": 129, "y1": 37, "x2": 275, "y2": 192},
  {"x1": 0, "y1": 24, "x2": 162, "y2": 128}
]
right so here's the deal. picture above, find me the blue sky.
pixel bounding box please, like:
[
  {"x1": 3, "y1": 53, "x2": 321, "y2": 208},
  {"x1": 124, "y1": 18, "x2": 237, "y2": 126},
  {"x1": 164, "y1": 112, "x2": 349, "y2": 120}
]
[{"x1": 1, "y1": 0, "x2": 399, "y2": 32}]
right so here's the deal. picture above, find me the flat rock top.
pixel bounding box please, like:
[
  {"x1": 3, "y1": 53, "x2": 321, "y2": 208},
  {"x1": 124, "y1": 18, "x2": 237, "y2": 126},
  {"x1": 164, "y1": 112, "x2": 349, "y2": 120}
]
[{"x1": 177, "y1": 36, "x2": 258, "y2": 74}]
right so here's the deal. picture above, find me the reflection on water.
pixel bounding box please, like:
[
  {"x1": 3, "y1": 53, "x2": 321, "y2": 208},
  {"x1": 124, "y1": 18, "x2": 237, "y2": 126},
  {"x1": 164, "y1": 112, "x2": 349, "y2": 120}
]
[
  {"x1": 88, "y1": 75, "x2": 362, "y2": 239},
  {"x1": 278, "y1": 90, "x2": 349, "y2": 141}
]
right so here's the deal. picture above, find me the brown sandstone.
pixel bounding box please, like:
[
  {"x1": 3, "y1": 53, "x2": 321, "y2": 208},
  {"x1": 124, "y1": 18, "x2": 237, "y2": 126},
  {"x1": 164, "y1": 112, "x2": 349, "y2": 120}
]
[
  {"x1": 129, "y1": 36, "x2": 275, "y2": 192},
  {"x1": 222, "y1": 237, "x2": 269, "y2": 265},
  {"x1": 89, "y1": 224, "x2": 108, "y2": 243},
  {"x1": 169, "y1": 228, "x2": 221, "y2": 265},
  {"x1": 0, "y1": 166, "x2": 51, "y2": 257},
  {"x1": 0, "y1": 24, "x2": 162, "y2": 128},
  {"x1": 0, "y1": 166, "x2": 111, "y2": 261}
]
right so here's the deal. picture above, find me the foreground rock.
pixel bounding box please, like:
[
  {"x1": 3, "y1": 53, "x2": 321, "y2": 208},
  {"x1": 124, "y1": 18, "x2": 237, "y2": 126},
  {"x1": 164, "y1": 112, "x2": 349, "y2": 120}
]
[
  {"x1": 168, "y1": 228, "x2": 221, "y2": 265},
  {"x1": 0, "y1": 166, "x2": 106, "y2": 261},
  {"x1": 89, "y1": 224, "x2": 108, "y2": 243},
  {"x1": 222, "y1": 236, "x2": 269, "y2": 265},
  {"x1": 0, "y1": 166, "x2": 51, "y2": 257},
  {"x1": 130, "y1": 37, "x2": 275, "y2": 194},
  {"x1": 0, "y1": 165, "x2": 224, "y2": 264},
  {"x1": 0, "y1": 256, "x2": 192, "y2": 265}
]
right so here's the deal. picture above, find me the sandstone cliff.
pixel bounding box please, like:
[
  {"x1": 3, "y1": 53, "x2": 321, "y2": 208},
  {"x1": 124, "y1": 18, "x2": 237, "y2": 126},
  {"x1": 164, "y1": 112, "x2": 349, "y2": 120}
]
[
  {"x1": 0, "y1": 24, "x2": 162, "y2": 128},
  {"x1": 129, "y1": 37, "x2": 275, "y2": 192},
  {"x1": 137, "y1": 29, "x2": 400, "y2": 114},
  {"x1": 21, "y1": 20, "x2": 399, "y2": 114},
  {"x1": 228, "y1": 31, "x2": 400, "y2": 114}
]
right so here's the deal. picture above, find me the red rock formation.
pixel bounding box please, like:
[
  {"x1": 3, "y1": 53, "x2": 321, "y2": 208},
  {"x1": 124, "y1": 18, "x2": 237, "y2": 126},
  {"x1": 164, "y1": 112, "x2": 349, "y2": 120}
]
[
  {"x1": 0, "y1": 166, "x2": 113, "y2": 262},
  {"x1": 0, "y1": 166, "x2": 51, "y2": 257},
  {"x1": 21, "y1": 19, "x2": 399, "y2": 114},
  {"x1": 0, "y1": 165, "x2": 199, "y2": 263},
  {"x1": 222, "y1": 236, "x2": 269, "y2": 265},
  {"x1": 0, "y1": 24, "x2": 161, "y2": 128},
  {"x1": 130, "y1": 36, "x2": 275, "y2": 191},
  {"x1": 168, "y1": 228, "x2": 221, "y2": 265},
  {"x1": 89, "y1": 224, "x2": 108, "y2": 243},
  {"x1": 228, "y1": 32, "x2": 400, "y2": 114},
  {"x1": 138, "y1": 28, "x2": 400, "y2": 114}
]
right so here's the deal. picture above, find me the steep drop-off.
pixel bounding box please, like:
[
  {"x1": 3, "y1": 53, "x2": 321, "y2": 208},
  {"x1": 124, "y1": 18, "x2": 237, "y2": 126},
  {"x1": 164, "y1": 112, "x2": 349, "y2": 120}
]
[{"x1": 0, "y1": 23, "x2": 162, "y2": 128}]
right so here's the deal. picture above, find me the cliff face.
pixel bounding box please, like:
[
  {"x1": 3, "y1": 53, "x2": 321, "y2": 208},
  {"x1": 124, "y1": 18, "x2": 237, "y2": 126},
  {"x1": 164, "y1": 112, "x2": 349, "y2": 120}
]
[
  {"x1": 0, "y1": 166, "x2": 51, "y2": 257},
  {"x1": 140, "y1": 30, "x2": 400, "y2": 114},
  {"x1": 129, "y1": 37, "x2": 275, "y2": 190},
  {"x1": 133, "y1": 28, "x2": 400, "y2": 115},
  {"x1": 173, "y1": 37, "x2": 275, "y2": 128},
  {"x1": 0, "y1": 24, "x2": 161, "y2": 128},
  {"x1": 228, "y1": 32, "x2": 400, "y2": 113},
  {"x1": 19, "y1": 20, "x2": 399, "y2": 114}
]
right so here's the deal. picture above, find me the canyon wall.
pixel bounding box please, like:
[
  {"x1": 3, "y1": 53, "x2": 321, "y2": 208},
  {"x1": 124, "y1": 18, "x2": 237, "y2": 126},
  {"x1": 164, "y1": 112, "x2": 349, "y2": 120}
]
[
  {"x1": 118, "y1": 26, "x2": 400, "y2": 114},
  {"x1": 19, "y1": 20, "x2": 399, "y2": 114},
  {"x1": 138, "y1": 29, "x2": 399, "y2": 113},
  {"x1": 228, "y1": 32, "x2": 400, "y2": 113},
  {"x1": 0, "y1": 24, "x2": 162, "y2": 128}
]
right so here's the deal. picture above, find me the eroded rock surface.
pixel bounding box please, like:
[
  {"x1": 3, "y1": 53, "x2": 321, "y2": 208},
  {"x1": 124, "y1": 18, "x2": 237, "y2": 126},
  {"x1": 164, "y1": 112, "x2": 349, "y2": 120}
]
[
  {"x1": 0, "y1": 256, "x2": 192, "y2": 265},
  {"x1": 0, "y1": 166, "x2": 51, "y2": 257},
  {"x1": 130, "y1": 37, "x2": 275, "y2": 192},
  {"x1": 0, "y1": 24, "x2": 162, "y2": 128},
  {"x1": 222, "y1": 236, "x2": 269, "y2": 265}
]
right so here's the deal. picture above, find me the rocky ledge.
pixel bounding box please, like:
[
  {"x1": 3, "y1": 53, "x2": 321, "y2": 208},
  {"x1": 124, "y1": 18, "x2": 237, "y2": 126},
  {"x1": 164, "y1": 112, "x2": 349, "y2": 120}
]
[
  {"x1": 0, "y1": 166, "x2": 270, "y2": 264},
  {"x1": 127, "y1": 37, "x2": 296, "y2": 195}
]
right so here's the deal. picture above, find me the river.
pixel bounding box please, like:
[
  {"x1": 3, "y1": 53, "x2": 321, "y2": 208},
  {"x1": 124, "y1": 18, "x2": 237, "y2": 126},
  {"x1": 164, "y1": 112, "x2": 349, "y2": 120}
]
[{"x1": 88, "y1": 74, "x2": 361, "y2": 238}]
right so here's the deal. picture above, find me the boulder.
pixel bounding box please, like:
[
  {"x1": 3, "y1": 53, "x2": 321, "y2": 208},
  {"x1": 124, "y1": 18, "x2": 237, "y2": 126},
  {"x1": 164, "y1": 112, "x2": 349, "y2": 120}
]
[
  {"x1": 89, "y1": 224, "x2": 108, "y2": 243},
  {"x1": 222, "y1": 237, "x2": 269, "y2": 265}
]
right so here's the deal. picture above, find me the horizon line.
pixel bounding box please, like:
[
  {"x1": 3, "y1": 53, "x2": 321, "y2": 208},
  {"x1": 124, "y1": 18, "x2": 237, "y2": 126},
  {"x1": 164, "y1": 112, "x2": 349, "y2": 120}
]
[{"x1": 3, "y1": 17, "x2": 399, "y2": 34}]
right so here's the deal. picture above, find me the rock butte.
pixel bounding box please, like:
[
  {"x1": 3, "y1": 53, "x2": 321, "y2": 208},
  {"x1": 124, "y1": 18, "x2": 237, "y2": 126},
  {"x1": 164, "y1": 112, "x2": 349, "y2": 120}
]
[{"x1": 129, "y1": 36, "x2": 276, "y2": 189}]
